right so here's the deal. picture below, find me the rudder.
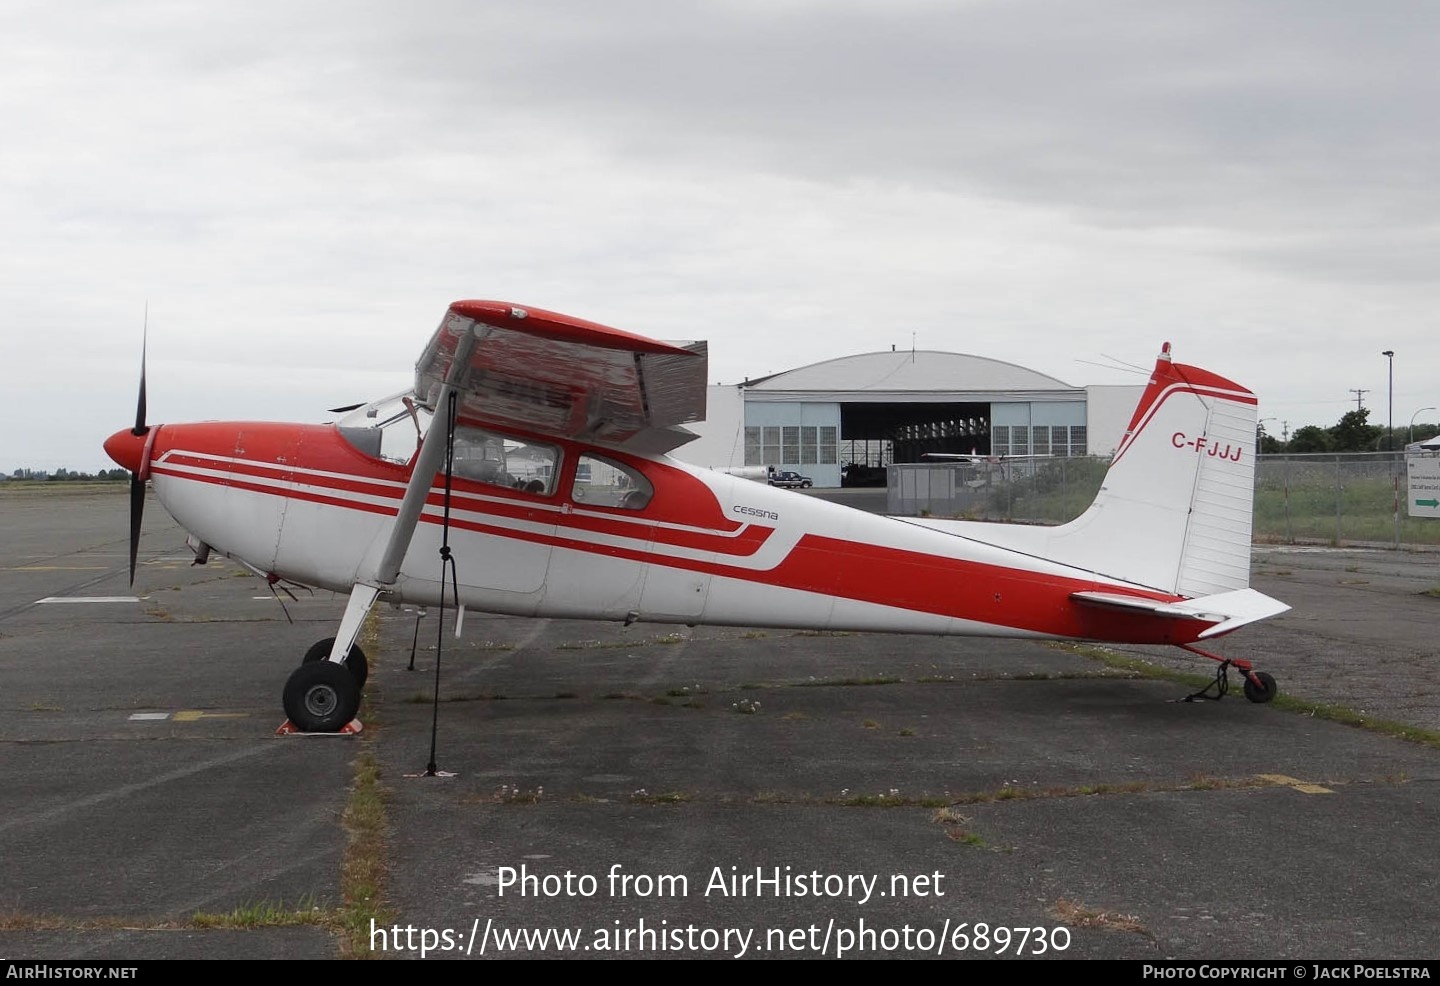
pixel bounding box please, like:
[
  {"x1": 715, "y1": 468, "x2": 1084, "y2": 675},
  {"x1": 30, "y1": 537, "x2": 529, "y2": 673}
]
[{"x1": 1039, "y1": 343, "x2": 1258, "y2": 595}]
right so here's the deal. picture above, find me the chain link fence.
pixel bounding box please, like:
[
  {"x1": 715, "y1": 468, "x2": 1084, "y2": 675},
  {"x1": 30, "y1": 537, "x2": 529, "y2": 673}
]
[{"x1": 888, "y1": 452, "x2": 1439, "y2": 547}]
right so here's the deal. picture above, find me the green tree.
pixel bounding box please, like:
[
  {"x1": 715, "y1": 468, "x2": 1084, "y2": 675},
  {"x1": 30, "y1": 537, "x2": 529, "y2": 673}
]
[
  {"x1": 1329, "y1": 408, "x2": 1382, "y2": 452},
  {"x1": 1288, "y1": 425, "x2": 1332, "y2": 453}
]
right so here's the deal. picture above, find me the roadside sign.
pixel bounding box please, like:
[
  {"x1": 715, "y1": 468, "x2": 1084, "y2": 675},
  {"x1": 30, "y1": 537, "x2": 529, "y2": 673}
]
[{"x1": 1406, "y1": 452, "x2": 1440, "y2": 518}]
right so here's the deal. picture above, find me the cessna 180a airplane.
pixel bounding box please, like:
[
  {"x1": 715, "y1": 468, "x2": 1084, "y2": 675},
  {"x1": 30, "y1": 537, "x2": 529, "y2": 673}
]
[{"x1": 104, "y1": 300, "x2": 1289, "y2": 732}]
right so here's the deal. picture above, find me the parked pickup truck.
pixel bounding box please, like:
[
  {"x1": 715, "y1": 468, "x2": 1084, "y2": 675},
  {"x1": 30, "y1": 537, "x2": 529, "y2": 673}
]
[{"x1": 768, "y1": 470, "x2": 813, "y2": 489}]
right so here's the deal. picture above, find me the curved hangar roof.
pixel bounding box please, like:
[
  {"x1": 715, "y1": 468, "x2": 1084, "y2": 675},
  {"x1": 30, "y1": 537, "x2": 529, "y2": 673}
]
[{"x1": 741, "y1": 350, "x2": 1082, "y2": 403}]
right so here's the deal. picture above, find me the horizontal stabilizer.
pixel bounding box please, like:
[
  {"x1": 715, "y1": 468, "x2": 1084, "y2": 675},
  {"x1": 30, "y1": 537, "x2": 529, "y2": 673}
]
[{"x1": 1070, "y1": 588, "x2": 1290, "y2": 639}]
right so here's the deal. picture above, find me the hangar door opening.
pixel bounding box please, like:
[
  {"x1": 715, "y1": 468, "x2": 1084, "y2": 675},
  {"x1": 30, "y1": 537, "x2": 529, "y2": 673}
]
[{"x1": 839, "y1": 402, "x2": 990, "y2": 487}]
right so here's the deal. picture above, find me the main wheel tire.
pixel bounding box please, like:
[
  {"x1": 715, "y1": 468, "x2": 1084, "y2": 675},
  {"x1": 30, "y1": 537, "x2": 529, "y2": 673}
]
[
  {"x1": 303, "y1": 638, "x2": 368, "y2": 688},
  {"x1": 283, "y1": 661, "x2": 361, "y2": 732},
  {"x1": 1243, "y1": 670, "x2": 1278, "y2": 704}
]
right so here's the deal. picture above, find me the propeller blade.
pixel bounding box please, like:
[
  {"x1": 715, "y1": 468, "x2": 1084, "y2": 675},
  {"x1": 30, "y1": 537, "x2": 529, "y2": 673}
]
[
  {"x1": 128, "y1": 472, "x2": 145, "y2": 587},
  {"x1": 133, "y1": 316, "x2": 148, "y2": 436},
  {"x1": 128, "y1": 309, "x2": 149, "y2": 585},
  {"x1": 328, "y1": 403, "x2": 365, "y2": 414}
]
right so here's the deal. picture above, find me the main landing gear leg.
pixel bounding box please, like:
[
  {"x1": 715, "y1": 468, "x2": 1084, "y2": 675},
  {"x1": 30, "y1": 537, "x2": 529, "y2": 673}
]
[
  {"x1": 278, "y1": 583, "x2": 383, "y2": 734},
  {"x1": 1177, "y1": 643, "x2": 1278, "y2": 704}
]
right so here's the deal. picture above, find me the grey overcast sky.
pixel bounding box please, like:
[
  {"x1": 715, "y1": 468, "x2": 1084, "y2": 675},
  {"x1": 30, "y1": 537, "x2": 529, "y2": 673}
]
[{"x1": 4, "y1": 0, "x2": 1438, "y2": 470}]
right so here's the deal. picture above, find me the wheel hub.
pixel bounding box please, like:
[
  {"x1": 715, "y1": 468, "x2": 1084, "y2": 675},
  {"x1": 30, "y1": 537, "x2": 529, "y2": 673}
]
[{"x1": 305, "y1": 684, "x2": 339, "y2": 718}]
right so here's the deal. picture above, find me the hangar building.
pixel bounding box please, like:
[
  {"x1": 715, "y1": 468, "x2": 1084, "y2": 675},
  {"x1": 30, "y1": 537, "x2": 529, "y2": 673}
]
[{"x1": 676, "y1": 349, "x2": 1142, "y2": 488}]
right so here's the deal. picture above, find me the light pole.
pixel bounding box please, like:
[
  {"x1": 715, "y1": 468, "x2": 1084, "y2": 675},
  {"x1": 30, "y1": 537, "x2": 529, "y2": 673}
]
[
  {"x1": 1382, "y1": 351, "x2": 1395, "y2": 451},
  {"x1": 1383, "y1": 350, "x2": 1396, "y2": 546},
  {"x1": 1410, "y1": 407, "x2": 1436, "y2": 446},
  {"x1": 1258, "y1": 417, "x2": 1277, "y2": 454}
]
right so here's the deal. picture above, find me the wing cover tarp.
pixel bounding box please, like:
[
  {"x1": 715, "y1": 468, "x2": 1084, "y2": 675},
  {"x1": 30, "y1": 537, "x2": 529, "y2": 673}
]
[{"x1": 414, "y1": 301, "x2": 707, "y2": 452}]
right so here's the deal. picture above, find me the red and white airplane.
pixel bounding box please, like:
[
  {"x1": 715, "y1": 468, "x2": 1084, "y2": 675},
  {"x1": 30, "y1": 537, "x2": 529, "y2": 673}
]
[{"x1": 104, "y1": 300, "x2": 1288, "y2": 732}]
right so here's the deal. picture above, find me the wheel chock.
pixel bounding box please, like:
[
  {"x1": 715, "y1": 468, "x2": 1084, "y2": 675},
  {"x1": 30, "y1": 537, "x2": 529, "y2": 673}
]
[{"x1": 275, "y1": 718, "x2": 364, "y2": 736}]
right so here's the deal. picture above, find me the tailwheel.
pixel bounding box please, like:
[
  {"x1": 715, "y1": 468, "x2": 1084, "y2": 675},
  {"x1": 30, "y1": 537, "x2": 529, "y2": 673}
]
[
  {"x1": 1177, "y1": 644, "x2": 1276, "y2": 705},
  {"x1": 302, "y1": 637, "x2": 368, "y2": 688},
  {"x1": 1243, "y1": 670, "x2": 1278, "y2": 704},
  {"x1": 283, "y1": 661, "x2": 362, "y2": 733}
]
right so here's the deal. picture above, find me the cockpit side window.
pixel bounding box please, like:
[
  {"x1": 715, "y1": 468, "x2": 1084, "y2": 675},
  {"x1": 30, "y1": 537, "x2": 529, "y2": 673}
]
[
  {"x1": 571, "y1": 453, "x2": 653, "y2": 510},
  {"x1": 451, "y1": 426, "x2": 559, "y2": 496}
]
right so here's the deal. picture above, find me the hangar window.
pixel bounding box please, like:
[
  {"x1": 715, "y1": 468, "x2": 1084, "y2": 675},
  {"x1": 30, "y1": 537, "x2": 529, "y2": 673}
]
[
  {"x1": 992, "y1": 426, "x2": 1010, "y2": 454},
  {"x1": 1011, "y1": 428, "x2": 1029, "y2": 456},
  {"x1": 1051, "y1": 426, "x2": 1068, "y2": 454},
  {"x1": 1032, "y1": 427, "x2": 1050, "y2": 456},
  {"x1": 782, "y1": 426, "x2": 800, "y2": 463},
  {"x1": 762, "y1": 427, "x2": 782, "y2": 465},
  {"x1": 1069, "y1": 426, "x2": 1087, "y2": 456},
  {"x1": 800, "y1": 427, "x2": 818, "y2": 464},
  {"x1": 819, "y1": 426, "x2": 837, "y2": 464},
  {"x1": 744, "y1": 427, "x2": 761, "y2": 465}
]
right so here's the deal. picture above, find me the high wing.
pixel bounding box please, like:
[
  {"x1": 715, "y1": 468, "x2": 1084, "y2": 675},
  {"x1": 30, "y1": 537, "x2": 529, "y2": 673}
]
[
  {"x1": 316, "y1": 301, "x2": 710, "y2": 674},
  {"x1": 413, "y1": 300, "x2": 708, "y2": 455}
]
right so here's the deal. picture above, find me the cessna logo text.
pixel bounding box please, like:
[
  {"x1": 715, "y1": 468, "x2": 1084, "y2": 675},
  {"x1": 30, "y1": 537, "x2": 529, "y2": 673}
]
[
  {"x1": 733, "y1": 505, "x2": 780, "y2": 521},
  {"x1": 1172, "y1": 433, "x2": 1243, "y2": 462}
]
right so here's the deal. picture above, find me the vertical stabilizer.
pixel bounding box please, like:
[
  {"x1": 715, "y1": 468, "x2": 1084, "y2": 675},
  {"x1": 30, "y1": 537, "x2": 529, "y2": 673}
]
[{"x1": 1039, "y1": 344, "x2": 1258, "y2": 595}]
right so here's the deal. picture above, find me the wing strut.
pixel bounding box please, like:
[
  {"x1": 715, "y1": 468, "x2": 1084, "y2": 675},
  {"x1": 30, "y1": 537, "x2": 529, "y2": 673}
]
[
  {"x1": 375, "y1": 326, "x2": 479, "y2": 585},
  {"x1": 322, "y1": 325, "x2": 478, "y2": 669}
]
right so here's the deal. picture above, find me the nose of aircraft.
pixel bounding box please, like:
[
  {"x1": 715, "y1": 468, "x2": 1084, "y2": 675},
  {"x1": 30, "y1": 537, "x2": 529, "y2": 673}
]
[{"x1": 104, "y1": 429, "x2": 146, "y2": 473}]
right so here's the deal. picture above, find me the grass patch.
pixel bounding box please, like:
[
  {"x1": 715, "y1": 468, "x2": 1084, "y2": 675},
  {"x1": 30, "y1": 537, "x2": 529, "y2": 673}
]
[
  {"x1": 1056, "y1": 641, "x2": 1440, "y2": 750},
  {"x1": 333, "y1": 611, "x2": 393, "y2": 958},
  {"x1": 192, "y1": 897, "x2": 326, "y2": 929},
  {"x1": 491, "y1": 784, "x2": 544, "y2": 804},
  {"x1": 827, "y1": 791, "x2": 951, "y2": 808},
  {"x1": 797, "y1": 676, "x2": 903, "y2": 687},
  {"x1": 402, "y1": 691, "x2": 507, "y2": 704},
  {"x1": 946, "y1": 829, "x2": 987, "y2": 847},
  {"x1": 1052, "y1": 899, "x2": 1150, "y2": 936},
  {"x1": 335, "y1": 748, "x2": 392, "y2": 957},
  {"x1": 1268, "y1": 695, "x2": 1440, "y2": 748},
  {"x1": 629, "y1": 790, "x2": 692, "y2": 805},
  {"x1": 931, "y1": 806, "x2": 1012, "y2": 851},
  {"x1": 1054, "y1": 642, "x2": 1224, "y2": 691}
]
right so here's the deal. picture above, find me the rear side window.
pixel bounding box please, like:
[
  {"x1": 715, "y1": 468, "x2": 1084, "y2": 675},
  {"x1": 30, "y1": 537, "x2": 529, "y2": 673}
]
[{"x1": 571, "y1": 453, "x2": 652, "y2": 510}]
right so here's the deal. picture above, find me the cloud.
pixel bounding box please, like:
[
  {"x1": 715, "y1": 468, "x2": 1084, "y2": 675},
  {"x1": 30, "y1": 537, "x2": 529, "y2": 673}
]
[{"x1": 2, "y1": 1, "x2": 1437, "y2": 468}]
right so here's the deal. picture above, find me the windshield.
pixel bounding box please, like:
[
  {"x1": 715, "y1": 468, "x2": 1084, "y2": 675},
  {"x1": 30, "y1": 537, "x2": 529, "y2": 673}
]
[{"x1": 336, "y1": 391, "x2": 433, "y2": 464}]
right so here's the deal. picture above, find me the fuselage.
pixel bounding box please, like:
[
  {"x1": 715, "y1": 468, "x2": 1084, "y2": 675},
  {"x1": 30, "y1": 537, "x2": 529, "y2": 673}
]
[{"x1": 105, "y1": 417, "x2": 1214, "y2": 645}]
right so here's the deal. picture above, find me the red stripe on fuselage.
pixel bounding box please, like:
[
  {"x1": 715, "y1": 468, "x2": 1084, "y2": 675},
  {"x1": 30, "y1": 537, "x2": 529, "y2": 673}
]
[{"x1": 148, "y1": 421, "x2": 1206, "y2": 643}]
